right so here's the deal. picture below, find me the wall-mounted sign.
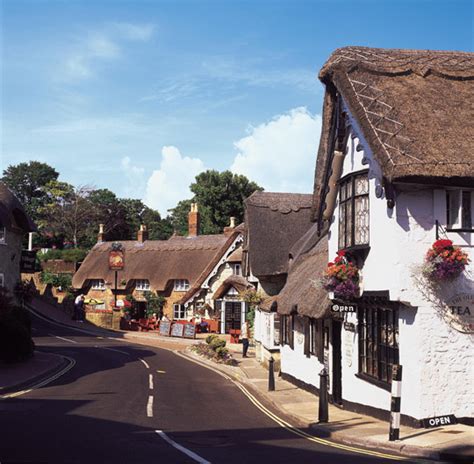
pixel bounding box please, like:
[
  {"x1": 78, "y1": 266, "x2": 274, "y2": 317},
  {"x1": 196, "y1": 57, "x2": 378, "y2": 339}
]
[
  {"x1": 331, "y1": 304, "x2": 357, "y2": 313},
  {"x1": 20, "y1": 250, "x2": 36, "y2": 273},
  {"x1": 446, "y1": 294, "x2": 474, "y2": 334},
  {"x1": 421, "y1": 415, "x2": 457, "y2": 429},
  {"x1": 344, "y1": 330, "x2": 354, "y2": 367},
  {"x1": 344, "y1": 322, "x2": 356, "y2": 332},
  {"x1": 109, "y1": 250, "x2": 124, "y2": 270}
]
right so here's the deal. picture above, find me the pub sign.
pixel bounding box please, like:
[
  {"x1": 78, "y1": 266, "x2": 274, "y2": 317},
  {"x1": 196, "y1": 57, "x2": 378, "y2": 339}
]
[
  {"x1": 20, "y1": 250, "x2": 37, "y2": 273},
  {"x1": 109, "y1": 243, "x2": 124, "y2": 270}
]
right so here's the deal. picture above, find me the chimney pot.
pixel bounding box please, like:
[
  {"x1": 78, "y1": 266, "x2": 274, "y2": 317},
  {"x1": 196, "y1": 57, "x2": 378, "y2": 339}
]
[
  {"x1": 137, "y1": 224, "x2": 148, "y2": 242},
  {"x1": 98, "y1": 223, "x2": 105, "y2": 243},
  {"x1": 188, "y1": 203, "x2": 200, "y2": 237}
]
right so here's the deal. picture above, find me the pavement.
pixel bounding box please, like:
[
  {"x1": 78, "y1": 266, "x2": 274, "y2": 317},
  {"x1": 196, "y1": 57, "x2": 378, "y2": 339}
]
[{"x1": 3, "y1": 296, "x2": 473, "y2": 463}]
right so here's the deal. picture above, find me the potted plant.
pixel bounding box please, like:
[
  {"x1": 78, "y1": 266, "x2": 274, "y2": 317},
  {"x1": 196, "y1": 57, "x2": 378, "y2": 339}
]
[
  {"x1": 323, "y1": 250, "x2": 360, "y2": 300},
  {"x1": 423, "y1": 239, "x2": 469, "y2": 281}
]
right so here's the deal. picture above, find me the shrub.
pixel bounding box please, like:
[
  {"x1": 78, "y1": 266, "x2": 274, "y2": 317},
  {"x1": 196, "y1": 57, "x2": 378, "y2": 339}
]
[
  {"x1": 209, "y1": 337, "x2": 226, "y2": 350},
  {"x1": 205, "y1": 334, "x2": 219, "y2": 345}
]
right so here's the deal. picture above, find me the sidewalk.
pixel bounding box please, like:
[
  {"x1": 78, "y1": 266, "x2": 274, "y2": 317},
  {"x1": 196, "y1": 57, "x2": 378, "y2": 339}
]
[{"x1": 22, "y1": 298, "x2": 474, "y2": 462}]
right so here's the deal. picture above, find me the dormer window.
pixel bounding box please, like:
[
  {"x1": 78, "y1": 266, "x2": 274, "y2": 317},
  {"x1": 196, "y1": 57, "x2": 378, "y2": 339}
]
[
  {"x1": 230, "y1": 263, "x2": 241, "y2": 276},
  {"x1": 90, "y1": 279, "x2": 106, "y2": 290},
  {"x1": 447, "y1": 190, "x2": 473, "y2": 230},
  {"x1": 338, "y1": 171, "x2": 369, "y2": 250},
  {"x1": 174, "y1": 279, "x2": 190, "y2": 291},
  {"x1": 135, "y1": 279, "x2": 150, "y2": 291}
]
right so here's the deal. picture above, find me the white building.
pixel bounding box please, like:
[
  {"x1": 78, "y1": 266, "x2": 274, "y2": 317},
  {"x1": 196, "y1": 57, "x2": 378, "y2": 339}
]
[{"x1": 277, "y1": 47, "x2": 474, "y2": 426}]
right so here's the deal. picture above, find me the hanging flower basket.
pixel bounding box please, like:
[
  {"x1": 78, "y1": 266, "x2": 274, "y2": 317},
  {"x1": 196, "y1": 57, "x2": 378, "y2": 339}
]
[
  {"x1": 423, "y1": 239, "x2": 469, "y2": 281},
  {"x1": 323, "y1": 250, "x2": 360, "y2": 300}
]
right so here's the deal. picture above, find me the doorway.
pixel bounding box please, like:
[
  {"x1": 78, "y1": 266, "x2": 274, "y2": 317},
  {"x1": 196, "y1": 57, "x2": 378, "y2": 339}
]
[
  {"x1": 224, "y1": 301, "x2": 242, "y2": 333},
  {"x1": 332, "y1": 320, "x2": 342, "y2": 404}
]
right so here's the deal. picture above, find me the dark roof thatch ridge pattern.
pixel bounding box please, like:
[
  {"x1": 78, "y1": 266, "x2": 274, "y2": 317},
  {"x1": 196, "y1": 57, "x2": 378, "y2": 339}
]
[
  {"x1": 277, "y1": 234, "x2": 330, "y2": 319},
  {"x1": 0, "y1": 182, "x2": 36, "y2": 232},
  {"x1": 246, "y1": 191, "x2": 313, "y2": 214},
  {"x1": 312, "y1": 46, "x2": 474, "y2": 221}
]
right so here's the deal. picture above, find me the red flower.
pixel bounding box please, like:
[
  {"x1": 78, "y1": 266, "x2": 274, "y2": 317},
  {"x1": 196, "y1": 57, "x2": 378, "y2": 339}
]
[
  {"x1": 433, "y1": 239, "x2": 453, "y2": 251},
  {"x1": 337, "y1": 250, "x2": 346, "y2": 257}
]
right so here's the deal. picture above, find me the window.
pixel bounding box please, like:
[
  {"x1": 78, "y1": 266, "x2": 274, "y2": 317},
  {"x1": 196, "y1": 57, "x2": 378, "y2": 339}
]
[
  {"x1": 0, "y1": 273, "x2": 4, "y2": 287},
  {"x1": 309, "y1": 319, "x2": 321, "y2": 356},
  {"x1": 230, "y1": 263, "x2": 241, "y2": 276},
  {"x1": 280, "y1": 314, "x2": 294, "y2": 349},
  {"x1": 90, "y1": 279, "x2": 105, "y2": 290},
  {"x1": 447, "y1": 190, "x2": 473, "y2": 230},
  {"x1": 227, "y1": 286, "x2": 239, "y2": 296},
  {"x1": 135, "y1": 279, "x2": 150, "y2": 291},
  {"x1": 358, "y1": 305, "x2": 399, "y2": 385},
  {"x1": 174, "y1": 279, "x2": 189, "y2": 291},
  {"x1": 173, "y1": 304, "x2": 186, "y2": 319},
  {"x1": 338, "y1": 172, "x2": 370, "y2": 249}
]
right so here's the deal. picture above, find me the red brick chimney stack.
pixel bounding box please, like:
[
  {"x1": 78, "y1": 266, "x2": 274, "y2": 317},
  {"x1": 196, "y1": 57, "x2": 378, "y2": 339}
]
[
  {"x1": 188, "y1": 203, "x2": 200, "y2": 237},
  {"x1": 97, "y1": 223, "x2": 105, "y2": 243},
  {"x1": 137, "y1": 224, "x2": 148, "y2": 243}
]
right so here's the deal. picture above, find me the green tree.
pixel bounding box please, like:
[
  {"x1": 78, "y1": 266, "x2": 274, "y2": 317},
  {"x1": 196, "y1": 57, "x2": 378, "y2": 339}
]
[
  {"x1": 1, "y1": 161, "x2": 59, "y2": 221},
  {"x1": 168, "y1": 170, "x2": 262, "y2": 235}
]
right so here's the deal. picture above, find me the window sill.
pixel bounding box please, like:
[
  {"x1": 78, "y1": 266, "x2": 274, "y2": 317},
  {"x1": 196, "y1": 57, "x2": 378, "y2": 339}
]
[{"x1": 355, "y1": 372, "x2": 391, "y2": 392}]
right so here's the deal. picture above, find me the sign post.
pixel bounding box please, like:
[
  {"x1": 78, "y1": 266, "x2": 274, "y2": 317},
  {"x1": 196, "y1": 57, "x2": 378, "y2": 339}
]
[{"x1": 109, "y1": 243, "x2": 124, "y2": 309}]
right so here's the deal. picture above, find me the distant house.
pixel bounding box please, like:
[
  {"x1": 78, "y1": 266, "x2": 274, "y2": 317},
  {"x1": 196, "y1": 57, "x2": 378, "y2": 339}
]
[
  {"x1": 72, "y1": 204, "x2": 243, "y2": 324},
  {"x1": 243, "y1": 191, "x2": 313, "y2": 367},
  {"x1": 0, "y1": 182, "x2": 36, "y2": 295},
  {"x1": 277, "y1": 46, "x2": 474, "y2": 425}
]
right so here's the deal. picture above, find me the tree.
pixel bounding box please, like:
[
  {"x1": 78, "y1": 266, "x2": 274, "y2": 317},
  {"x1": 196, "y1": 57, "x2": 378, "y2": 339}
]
[
  {"x1": 1, "y1": 161, "x2": 59, "y2": 221},
  {"x1": 168, "y1": 170, "x2": 262, "y2": 235}
]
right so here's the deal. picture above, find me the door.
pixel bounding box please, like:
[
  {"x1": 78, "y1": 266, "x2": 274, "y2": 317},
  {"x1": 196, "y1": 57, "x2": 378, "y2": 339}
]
[
  {"x1": 332, "y1": 320, "x2": 343, "y2": 404},
  {"x1": 224, "y1": 302, "x2": 242, "y2": 333}
]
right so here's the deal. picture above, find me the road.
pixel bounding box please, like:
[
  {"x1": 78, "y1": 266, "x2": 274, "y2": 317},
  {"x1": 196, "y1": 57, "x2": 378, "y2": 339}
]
[{"x1": 0, "y1": 310, "x2": 412, "y2": 464}]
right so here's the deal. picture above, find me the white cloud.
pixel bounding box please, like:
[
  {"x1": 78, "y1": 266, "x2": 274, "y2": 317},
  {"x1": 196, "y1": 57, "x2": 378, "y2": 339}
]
[
  {"x1": 112, "y1": 22, "x2": 155, "y2": 41},
  {"x1": 144, "y1": 146, "x2": 205, "y2": 215},
  {"x1": 231, "y1": 107, "x2": 321, "y2": 193},
  {"x1": 121, "y1": 156, "x2": 146, "y2": 198}
]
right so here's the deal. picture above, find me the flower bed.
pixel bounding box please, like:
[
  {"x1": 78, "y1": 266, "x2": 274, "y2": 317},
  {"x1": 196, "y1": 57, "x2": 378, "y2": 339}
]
[
  {"x1": 191, "y1": 334, "x2": 238, "y2": 366},
  {"x1": 423, "y1": 239, "x2": 469, "y2": 281},
  {"x1": 323, "y1": 250, "x2": 360, "y2": 300}
]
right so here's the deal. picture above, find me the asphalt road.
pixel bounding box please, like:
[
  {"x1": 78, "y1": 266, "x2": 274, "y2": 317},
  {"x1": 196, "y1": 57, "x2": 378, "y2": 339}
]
[{"x1": 0, "y1": 311, "x2": 412, "y2": 464}]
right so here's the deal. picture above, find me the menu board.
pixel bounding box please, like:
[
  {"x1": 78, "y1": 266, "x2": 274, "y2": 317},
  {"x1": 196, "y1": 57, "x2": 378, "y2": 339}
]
[
  {"x1": 183, "y1": 323, "x2": 196, "y2": 339},
  {"x1": 171, "y1": 323, "x2": 184, "y2": 338},
  {"x1": 159, "y1": 320, "x2": 171, "y2": 336}
]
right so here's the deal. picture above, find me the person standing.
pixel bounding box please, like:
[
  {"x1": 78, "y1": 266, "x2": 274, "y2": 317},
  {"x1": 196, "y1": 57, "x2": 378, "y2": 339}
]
[
  {"x1": 241, "y1": 320, "x2": 250, "y2": 358},
  {"x1": 74, "y1": 294, "x2": 85, "y2": 322}
]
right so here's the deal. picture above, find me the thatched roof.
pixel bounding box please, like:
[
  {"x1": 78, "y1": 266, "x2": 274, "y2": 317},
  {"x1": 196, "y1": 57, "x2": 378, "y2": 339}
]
[
  {"x1": 312, "y1": 46, "x2": 474, "y2": 220},
  {"x1": 245, "y1": 191, "x2": 313, "y2": 278},
  {"x1": 278, "y1": 234, "x2": 331, "y2": 319},
  {"x1": 212, "y1": 275, "x2": 254, "y2": 300},
  {"x1": 0, "y1": 182, "x2": 36, "y2": 232},
  {"x1": 226, "y1": 247, "x2": 242, "y2": 263},
  {"x1": 72, "y1": 231, "x2": 240, "y2": 291},
  {"x1": 259, "y1": 295, "x2": 278, "y2": 312}
]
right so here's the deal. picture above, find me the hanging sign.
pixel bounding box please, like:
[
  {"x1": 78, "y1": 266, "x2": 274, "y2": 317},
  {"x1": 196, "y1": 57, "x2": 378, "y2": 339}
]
[
  {"x1": 109, "y1": 243, "x2": 125, "y2": 270},
  {"x1": 331, "y1": 304, "x2": 357, "y2": 313},
  {"x1": 20, "y1": 250, "x2": 37, "y2": 272},
  {"x1": 421, "y1": 415, "x2": 457, "y2": 428}
]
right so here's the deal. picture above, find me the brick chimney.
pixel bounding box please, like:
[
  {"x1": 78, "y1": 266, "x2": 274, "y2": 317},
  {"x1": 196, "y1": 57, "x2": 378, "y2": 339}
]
[
  {"x1": 188, "y1": 203, "x2": 200, "y2": 237},
  {"x1": 224, "y1": 216, "x2": 237, "y2": 236},
  {"x1": 137, "y1": 224, "x2": 148, "y2": 243},
  {"x1": 97, "y1": 223, "x2": 105, "y2": 243}
]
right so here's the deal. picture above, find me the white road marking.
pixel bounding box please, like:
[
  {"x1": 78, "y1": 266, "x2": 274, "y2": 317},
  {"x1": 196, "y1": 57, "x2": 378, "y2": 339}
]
[
  {"x1": 140, "y1": 358, "x2": 150, "y2": 369},
  {"x1": 1, "y1": 356, "x2": 76, "y2": 399},
  {"x1": 155, "y1": 430, "x2": 211, "y2": 464},
  {"x1": 149, "y1": 374, "x2": 154, "y2": 390},
  {"x1": 49, "y1": 334, "x2": 78, "y2": 344},
  {"x1": 147, "y1": 395, "x2": 154, "y2": 417},
  {"x1": 156, "y1": 370, "x2": 166, "y2": 374}
]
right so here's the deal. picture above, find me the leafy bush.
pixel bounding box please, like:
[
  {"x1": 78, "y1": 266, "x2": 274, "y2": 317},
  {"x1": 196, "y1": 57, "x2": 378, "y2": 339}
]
[
  {"x1": 38, "y1": 248, "x2": 87, "y2": 263},
  {"x1": 209, "y1": 337, "x2": 226, "y2": 350},
  {"x1": 40, "y1": 271, "x2": 72, "y2": 291},
  {"x1": 191, "y1": 336, "x2": 237, "y2": 366},
  {"x1": 205, "y1": 334, "x2": 219, "y2": 345}
]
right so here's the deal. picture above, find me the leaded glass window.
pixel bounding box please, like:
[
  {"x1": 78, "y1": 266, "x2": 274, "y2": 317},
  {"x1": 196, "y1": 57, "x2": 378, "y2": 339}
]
[{"x1": 338, "y1": 172, "x2": 369, "y2": 249}]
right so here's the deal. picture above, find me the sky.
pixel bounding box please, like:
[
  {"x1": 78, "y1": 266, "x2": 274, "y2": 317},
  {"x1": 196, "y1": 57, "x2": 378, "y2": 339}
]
[{"x1": 2, "y1": 0, "x2": 473, "y2": 215}]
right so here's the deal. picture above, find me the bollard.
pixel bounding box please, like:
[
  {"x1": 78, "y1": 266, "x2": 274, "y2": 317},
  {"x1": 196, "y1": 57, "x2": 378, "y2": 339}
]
[
  {"x1": 318, "y1": 368, "x2": 329, "y2": 423},
  {"x1": 389, "y1": 365, "x2": 403, "y2": 441},
  {"x1": 268, "y1": 356, "x2": 275, "y2": 391}
]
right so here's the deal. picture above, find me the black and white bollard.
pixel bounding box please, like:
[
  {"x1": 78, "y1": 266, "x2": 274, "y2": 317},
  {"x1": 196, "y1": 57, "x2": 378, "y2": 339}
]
[
  {"x1": 268, "y1": 356, "x2": 275, "y2": 391},
  {"x1": 389, "y1": 365, "x2": 403, "y2": 441},
  {"x1": 318, "y1": 368, "x2": 329, "y2": 423}
]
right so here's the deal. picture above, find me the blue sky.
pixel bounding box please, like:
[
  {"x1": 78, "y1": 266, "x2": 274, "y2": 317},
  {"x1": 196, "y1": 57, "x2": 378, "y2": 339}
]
[{"x1": 2, "y1": 0, "x2": 473, "y2": 214}]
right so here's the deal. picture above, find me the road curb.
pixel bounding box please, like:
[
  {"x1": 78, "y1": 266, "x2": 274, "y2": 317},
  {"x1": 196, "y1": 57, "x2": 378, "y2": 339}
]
[
  {"x1": 177, "y1": 348, "x2": 472, "y2": 463},
  {"x1": 0, "y1": 352, "x2": 71, "y2": 396}
]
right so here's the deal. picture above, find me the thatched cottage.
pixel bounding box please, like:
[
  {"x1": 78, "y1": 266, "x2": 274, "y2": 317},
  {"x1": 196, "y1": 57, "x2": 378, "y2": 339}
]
[
  {"x1": 277, "y1": 46, "x2": 474, "y2": 426},
  {"x1": 72, "y1": 204, "x2": 243, "y2": 324},
  {"x1": 243, "y1": 191, "x2": 314, "y2": 367},
  {"x1": 0, "y1": 182, "x2": 36, "y2": 295}
]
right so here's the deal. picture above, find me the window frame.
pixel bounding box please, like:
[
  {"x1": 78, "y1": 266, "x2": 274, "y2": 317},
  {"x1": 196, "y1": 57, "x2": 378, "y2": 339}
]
[
  {"x1": 338, "y1": 169, "x2": 370, "y2": 250},
  {"x1": 230, "y1": 263, "x2": 242, "y2": 276},
  {"x1": 173, "y1": 303, "x2": 186, "y2": 319},
  {"x1": 0, "y1": 273, "x2": 4, "y2": 287},
  {"x1": 135, "y1": 279, "x2": 150, "y2": 291},
  {"x1": 174, "y1": 279, "x2": 190, "y2": 292},
  {"x1": 446, "y1": 189, "x2": 474, "y2": 231},
  {"x1": 0, "y1": 224, "x2": 5, "y2": 244},
  {"x1": 357, "y1": 304, "x2": 399, "y2": 390},
  {"x1": 280, "y1": 314, "x2": 294, "y2": 349},
  {"x1": 90, "y1": 279, "x2": 106, "y2": 290}
]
